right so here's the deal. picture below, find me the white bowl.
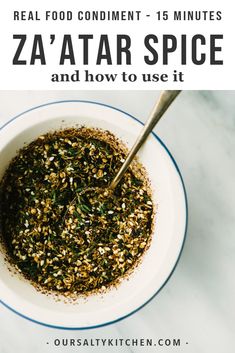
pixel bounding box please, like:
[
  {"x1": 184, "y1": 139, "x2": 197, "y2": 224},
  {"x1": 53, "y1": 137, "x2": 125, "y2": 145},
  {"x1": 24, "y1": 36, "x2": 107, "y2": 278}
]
[{"x1": 0, "y1": 100, "x2": 187, "y2": 329}]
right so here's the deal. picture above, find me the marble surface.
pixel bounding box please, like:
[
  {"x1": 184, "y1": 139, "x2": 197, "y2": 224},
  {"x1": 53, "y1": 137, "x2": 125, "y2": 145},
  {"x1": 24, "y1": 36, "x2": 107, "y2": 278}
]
[{"x1": 0, "y1": 91, "x2": 234, "y2": 353}]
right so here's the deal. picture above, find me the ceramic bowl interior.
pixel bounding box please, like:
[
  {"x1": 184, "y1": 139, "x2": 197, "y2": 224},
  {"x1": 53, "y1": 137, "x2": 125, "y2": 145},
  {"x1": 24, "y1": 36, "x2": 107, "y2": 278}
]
[{"x1": 0, "y1": 101, "x2": 187, "y2": 329}]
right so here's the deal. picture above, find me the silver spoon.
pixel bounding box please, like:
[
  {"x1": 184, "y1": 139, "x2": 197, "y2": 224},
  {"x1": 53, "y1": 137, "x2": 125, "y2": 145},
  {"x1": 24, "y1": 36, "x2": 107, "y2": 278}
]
[
  {"x1": 62, "y1": 90, "x2": 180, "y2": 222},
  {"x1": 109, "y1": 90, "x2": 181, "y2": 189}
]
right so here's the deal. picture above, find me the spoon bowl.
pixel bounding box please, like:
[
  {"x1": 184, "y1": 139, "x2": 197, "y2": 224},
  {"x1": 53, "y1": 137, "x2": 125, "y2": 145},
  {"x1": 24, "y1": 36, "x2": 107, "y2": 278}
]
[{"x1": 63, "y1": 90, "x2": 181, "y2": 219}]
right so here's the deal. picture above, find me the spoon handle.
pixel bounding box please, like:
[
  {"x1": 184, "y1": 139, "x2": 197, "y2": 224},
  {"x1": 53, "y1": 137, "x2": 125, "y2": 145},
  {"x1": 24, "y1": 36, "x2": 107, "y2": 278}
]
[{"x1": 110, "y1": 90, "x2": 181, "y2": 190}]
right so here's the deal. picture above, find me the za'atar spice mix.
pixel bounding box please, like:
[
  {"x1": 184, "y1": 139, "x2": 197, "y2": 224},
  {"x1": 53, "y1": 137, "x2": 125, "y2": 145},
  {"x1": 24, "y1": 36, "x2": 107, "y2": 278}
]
[{"x1": 0, "y1": 127, "x2": 154, "y2": 296}]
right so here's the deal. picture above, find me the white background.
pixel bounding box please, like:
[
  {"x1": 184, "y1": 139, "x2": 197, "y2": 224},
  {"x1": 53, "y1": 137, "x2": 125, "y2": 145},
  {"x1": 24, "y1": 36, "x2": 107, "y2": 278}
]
[
  {"x1": 0, "y1": 0, "x2": 234, "y2": 89},
  {"x1": 0, "y1": 90, "x2": 235, "y2": 352}
]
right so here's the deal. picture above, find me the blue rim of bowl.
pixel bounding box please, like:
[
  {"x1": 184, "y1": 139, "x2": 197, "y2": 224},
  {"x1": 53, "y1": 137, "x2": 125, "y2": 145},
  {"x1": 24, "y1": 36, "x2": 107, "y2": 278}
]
[{"x1": 0, "y1": 100, "x2": 188, "y2": 330}]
